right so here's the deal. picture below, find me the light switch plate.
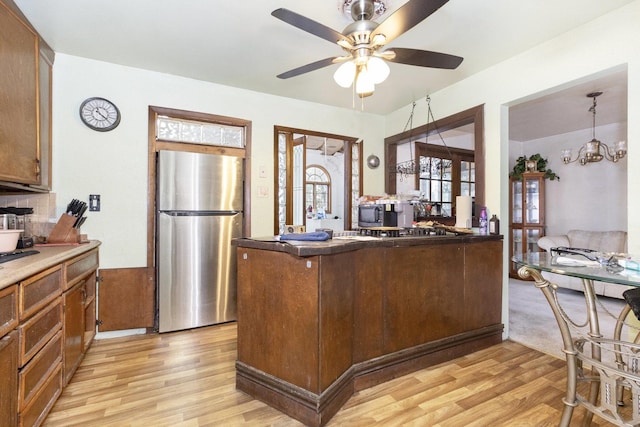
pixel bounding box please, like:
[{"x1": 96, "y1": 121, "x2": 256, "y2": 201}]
[{"x1": 89, "y1": 194, "x2": 100, "y2": 211}]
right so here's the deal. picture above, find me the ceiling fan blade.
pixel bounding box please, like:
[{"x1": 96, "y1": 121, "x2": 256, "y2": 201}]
[
  {"x1": 371, "y1": 0, "x2": 449, "y2": 45},
  {"x1": 272, "y1": 8, "x2": 351, "y2": 46},
  {"x1": 277, "y1": 57, "x2": 340, "y2": 79},
  {"x1": 386, "y1": 48, "x2": 463, "y2": 69}
]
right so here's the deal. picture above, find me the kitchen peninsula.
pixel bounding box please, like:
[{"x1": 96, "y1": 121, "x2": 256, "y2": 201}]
[{"x1": 234, "y1": 234, "x2": 503, "y2": 426}]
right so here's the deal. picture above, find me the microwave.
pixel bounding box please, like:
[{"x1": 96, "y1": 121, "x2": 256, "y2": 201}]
[
  {"x1": 358, "y1": 205, "x2": 382, "y2": 227},
  {"x1": 359, "y1": 202, "x2": 414, "y2": 228}
]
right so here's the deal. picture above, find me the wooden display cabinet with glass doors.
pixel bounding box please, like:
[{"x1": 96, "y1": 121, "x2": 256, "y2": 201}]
[{"x1": 509, "y1": 172, "x2": 545, "y2": 278}]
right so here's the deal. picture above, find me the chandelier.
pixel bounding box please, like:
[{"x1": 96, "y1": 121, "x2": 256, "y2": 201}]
[{"x1": 561, "y1": 91, "x2": 627, "y2": 165}]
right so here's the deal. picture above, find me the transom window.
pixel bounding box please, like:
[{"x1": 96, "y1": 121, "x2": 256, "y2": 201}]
[{"x1": 305, "y1": 165, "x2": 331, "y2": 214}]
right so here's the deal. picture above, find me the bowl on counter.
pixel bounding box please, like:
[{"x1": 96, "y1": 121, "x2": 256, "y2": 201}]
[{"x1": 0, "y1": 229, "x2": 23, "y2": 252}]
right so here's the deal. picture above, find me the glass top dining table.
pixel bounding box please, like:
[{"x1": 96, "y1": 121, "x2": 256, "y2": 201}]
[
  {"x1": 512, "y1": 251, "x2": 640, "y2": 288},
  {"x1": 512, "y1": 251, "x2": 640, "y2": 426}
]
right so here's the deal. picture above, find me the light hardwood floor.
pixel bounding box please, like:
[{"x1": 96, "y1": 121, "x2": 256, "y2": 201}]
[{"x1": 44, "y1": 323, "x2": 612, "y2": 427}]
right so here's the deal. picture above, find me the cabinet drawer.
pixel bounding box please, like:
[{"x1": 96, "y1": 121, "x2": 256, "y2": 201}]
[
  {"x1": 20, "y1": 265, "x2": 62, "y2": 321},
  {"x1": 18, "y1": 363, "x2": 62, "y2": 427},
  {"x1": 65, "y1": 249, "x2": 99, "y2": 291},
  {"x1": 0, "y1": 284, "x2": 18, "y2": 337},
  {"x1": 18, "y1": 330, "x2": 62, "y2": 411},
  {"x1": 18, "y1": 298, "x2": 62, "y2": 367}
]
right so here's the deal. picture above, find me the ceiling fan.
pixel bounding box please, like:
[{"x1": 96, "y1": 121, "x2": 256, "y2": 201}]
[{"x1": 271, "y1": 0, "x2": 463, "y2": 97}]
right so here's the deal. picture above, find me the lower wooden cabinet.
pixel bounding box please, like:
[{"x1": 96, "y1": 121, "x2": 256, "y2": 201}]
[
  {"x1": 1, "y1": 244, "x2": 99, "y2": 426},
  {"x1": 98, "y1": 267, "x2": 154, "y2": 332},
  {"x1": 62, "y1": 250, "x2": 98, "y2": 385}
]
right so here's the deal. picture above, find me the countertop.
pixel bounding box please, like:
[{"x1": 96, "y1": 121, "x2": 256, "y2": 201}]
[
  {"x1": 233, "y1": 234, "x2": 502, "y2": 257},
  {"x1": 0, "y1": 240, "x2": 101, "y2": 291}
]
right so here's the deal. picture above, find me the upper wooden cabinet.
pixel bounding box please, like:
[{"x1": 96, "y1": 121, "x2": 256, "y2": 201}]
[{"x1": 0, "y1": 0, "x2": 54, "y2": 190}]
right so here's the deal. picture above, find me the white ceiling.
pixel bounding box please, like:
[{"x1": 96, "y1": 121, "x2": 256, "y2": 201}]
[
  {"x1": 509, "y1": 68, "x2": 628, "y2": 142},
  {"x1": 14, "y1": 0, "x2": 631, "y2": 138}
]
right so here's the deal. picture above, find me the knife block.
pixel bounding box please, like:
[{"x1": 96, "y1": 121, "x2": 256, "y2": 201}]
[{"x1": 48, "y1": 213, "x2": 81, "y2": 244}]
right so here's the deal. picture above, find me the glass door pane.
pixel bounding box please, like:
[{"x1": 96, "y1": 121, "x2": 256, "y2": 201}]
[
  {"x1": 512, "y1": 181, "x2": 523, "y2": 224},
  {"x1": 512, "y1": 229, "x2": 523, "y2": 255},
  {"x1": 526, "y1": 228, "x2": 542, "y2": 253},
  {"x1": 525, "y1": 178, "x2": 540, "y2": 224}
]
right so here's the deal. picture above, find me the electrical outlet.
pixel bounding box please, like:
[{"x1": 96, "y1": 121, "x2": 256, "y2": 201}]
[{"x1": 89, "y1": 194, "x2": 100, "y2": 211}]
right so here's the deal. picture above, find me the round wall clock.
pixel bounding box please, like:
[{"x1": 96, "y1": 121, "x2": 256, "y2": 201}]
[{"x1": 79, "y1": 97, "x2": 121, "y2": 131}]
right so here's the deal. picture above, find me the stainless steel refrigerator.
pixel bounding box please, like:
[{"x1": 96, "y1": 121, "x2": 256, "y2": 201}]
[{"x1": 157, "y1": 150, "x2": 243, "y2": 333}]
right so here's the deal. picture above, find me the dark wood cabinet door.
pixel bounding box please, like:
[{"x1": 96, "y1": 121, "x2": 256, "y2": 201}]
[
  {"x1": 0, "y1": 330, "x2": 18, "y2": 426},
  {"x1": 63, "y1": 282, "x2": 84, "y2": 385},
  {"x1": 0, "y1": 1, "x2": 39, "y2": 184},
  {"x1": 98, "y1": 267, "x2": 155, "y2": 332},
  {"x1": 464, "y1": 240, "x2": 503, "y2": 329}
]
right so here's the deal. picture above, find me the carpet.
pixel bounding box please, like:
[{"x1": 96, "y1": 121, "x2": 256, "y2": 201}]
[{"x1": 508, "y1": 278, "x2": 627, "y2": 360}]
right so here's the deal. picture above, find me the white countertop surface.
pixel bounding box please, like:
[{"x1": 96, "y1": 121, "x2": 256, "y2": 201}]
[{"x1": 0, "y1": 240, "x2": 101, "y2": 290}]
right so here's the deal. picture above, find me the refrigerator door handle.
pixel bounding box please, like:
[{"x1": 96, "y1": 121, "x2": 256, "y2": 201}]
[{"x1": 159, "y1": 210, "x2": 242, "y2": 217}]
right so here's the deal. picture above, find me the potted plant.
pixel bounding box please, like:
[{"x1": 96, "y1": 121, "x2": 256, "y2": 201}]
[{"x1": 509, "y1": 153, "x2": 559, "y2": 181}]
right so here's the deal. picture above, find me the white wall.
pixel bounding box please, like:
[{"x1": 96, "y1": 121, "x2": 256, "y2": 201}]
[
  {"x1": 512, "y1": 123, "x2": 627, "y2": 236},
  {"x1": 51, "y1": 54, "x2": 385, "y2": 268}
]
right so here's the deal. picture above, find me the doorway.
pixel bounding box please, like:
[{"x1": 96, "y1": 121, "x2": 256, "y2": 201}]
[
  {"x1": 273, "y1": 126, "x2": 362, "y2": 234},
  {"x1": 506, "y1": 67, "x2": 628, "y2": 349}
]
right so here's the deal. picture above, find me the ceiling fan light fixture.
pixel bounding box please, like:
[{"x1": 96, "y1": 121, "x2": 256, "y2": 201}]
[
  {"x1": 367, "y1": 56, "x2": 389, "y2": 84},
  {"x1": 273, "y1": 0, "x2": 464, "y2": 104},
  {"x1": 334, "y1": 60, "x2": 356, "y2": 87}
]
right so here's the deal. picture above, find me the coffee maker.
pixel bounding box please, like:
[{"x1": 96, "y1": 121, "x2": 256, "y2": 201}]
[{"x1": 381, "y1": 201, "x2": 413, "y2": 228}]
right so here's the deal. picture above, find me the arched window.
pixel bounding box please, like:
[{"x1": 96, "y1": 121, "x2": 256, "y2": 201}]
[{"x1": 306, "y1": 165, "x2": 331, "y2": 214}]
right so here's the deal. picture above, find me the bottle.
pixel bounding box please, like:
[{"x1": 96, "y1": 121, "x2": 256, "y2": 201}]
[
  {"x1": 489, "y1": 214, "x2": 500, "y2": 235},
  {"x1": 479, "y1": 206, "x2": 488, "y2": 235}
]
